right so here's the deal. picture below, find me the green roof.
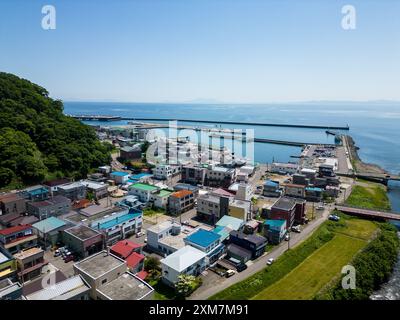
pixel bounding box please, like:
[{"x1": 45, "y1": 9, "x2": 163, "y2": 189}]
[
  {"x1": 129, "y1": 183, "x2": 158, "y2": 192},
  {"x1": 157, "y1": 189, "x2": 173, "y2": 197},
  {"x1": 32, "y1": 217, "x2": 66, "y2": 233}
]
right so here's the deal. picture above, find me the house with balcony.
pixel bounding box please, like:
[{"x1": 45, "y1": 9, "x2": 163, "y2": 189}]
[
  {"x1": 0, "y1": 247, "x2": 17, "y2": 281},
  {"x1": 128, "y1": 183, "x2": 159, "y2": 203},
  {"x1": 90, "y1": 208, "x2": 143, "y2": 245},
  {"x1": 14, "y1": 247, "x2": 47, "y2": 282},
  {"x1": 0, "y1": 225, "x2": 38, "y2": 255},
  {"x1": 168, "y1": 190, "x2": 194, "y2": 215},
  {"x1": 184, "y1": 228, "x2": 224, "y2": 265}
]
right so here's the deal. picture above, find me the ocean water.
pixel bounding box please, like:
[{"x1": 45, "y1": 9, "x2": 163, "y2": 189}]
[{"x1": 64, "y1": 101, "x2": 400, "y2": 174}]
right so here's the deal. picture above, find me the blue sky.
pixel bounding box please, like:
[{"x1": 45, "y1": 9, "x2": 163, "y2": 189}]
[{"x1": 0, "y1": 0, "x2": 399, "y2": 103}]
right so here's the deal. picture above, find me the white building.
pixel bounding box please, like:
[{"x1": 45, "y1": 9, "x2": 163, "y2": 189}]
[
  {"x1": 128, "y1": 183, "x2": 159, "y2": 202},
  {"x1": 146, "y1": 220, "x2": 196, "y2": 255},
  {"x1": 153, "y1": 164, "x2": 181, "y2": 180},
  {"x1": 271, "y1": 162, "x2": 299, "y2": 175},
  {"x1": 161, "y1": 246, "x2": 207, "y2": 287},
  {"x1": 110, "y1": 171, "x2": 130, "y2": 184}
]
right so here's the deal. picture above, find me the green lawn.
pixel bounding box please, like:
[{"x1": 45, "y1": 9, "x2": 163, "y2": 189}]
[
  {"x1": 210, "y1": 216, "x2": 378, "y2": 300},
  {"x1": 346, "y1": 184, "x2": 391, "y2": 211},
  {"x1": 252, "y1": 234, "x2": 366, "y2": 300},
  {"x1": 143, "y1": 207, "x2": 166, "y2": 216}
]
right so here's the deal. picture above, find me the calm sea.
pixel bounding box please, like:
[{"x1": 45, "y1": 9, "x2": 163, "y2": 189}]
[{"x1": 64, "y1": 101, "x2": 400, "y2": 299}]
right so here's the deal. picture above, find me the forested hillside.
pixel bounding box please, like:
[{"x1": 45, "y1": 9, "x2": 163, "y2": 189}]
[{"x1": 0, "y1": 72, "x2": 112, "y2": 188}]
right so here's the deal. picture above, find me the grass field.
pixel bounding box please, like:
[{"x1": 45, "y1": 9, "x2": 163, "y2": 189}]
[
  {"x1": 252, "y1": 234, "x2": 366, "y2": 300},
  {"x1": 346, "y1": 183, "x2": 391, "y2": 211},
  {"x1": 210, "y1": 215, "x2": 377, "y2": 300}
]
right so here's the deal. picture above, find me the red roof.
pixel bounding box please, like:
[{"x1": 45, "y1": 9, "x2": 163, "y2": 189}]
[
  {"x1": 0, "y1": 224, "x2": 32, "y2": 236},
  {"x1": 136, "y1": 270, "x2": 148, "y2": 280},
  {"x1": 126, "y1": 252, "x2": 145, "y2": 269},
  {"x1": 171, "y1": 190, "x2": 193, "y2": 198},
  {"x1": 212, "y1": 188, "x2": 235, "y2": 197},
  {"x1": 110, "y1": 240, "x2": 142, "y2": 259}
]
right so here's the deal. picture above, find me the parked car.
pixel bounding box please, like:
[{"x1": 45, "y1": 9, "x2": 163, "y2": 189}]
[
  {"x1": 136, "y1": 231, "x2": 144, "y2": 238},
  {"x1": 329, "y1": 214, "x2": 340, "y2": 222},
  {"x1": 64, "y1": 255, "x2": 75, "y2": 263},
  {"x1": 144, "y1": 237, "x2": 147, "y2": 243},
  {"x1": 54, "y1": 250, "x2": 61, "y2": 257},
  {"x1": 291, "y1": 225, "x2": 301, "y2": 233},
  {"x1": 267, "y1": 258, "x2": 274, "y2": 265},
  {"x1": 236, "y1": 263, "x2": 248, "y2": 272},
  {"x1": 225, "y1": 269, "x2": 235, "y2": 278},
  {"x1": 285, "y1": 234, "x2": 290, "y2": 241}
]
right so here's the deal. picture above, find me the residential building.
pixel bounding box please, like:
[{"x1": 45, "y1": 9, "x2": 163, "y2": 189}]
[
  {"x1": 129, "y1": 173, "x2": 153, "y2": 184},
  {"x1": 62, "y1": 225, "x2": 103, "y2": 258},
  {"x1": 110, "y1": 171, "x2": 130, "y2": 184},
  {"x1": 120, "y1": 145, "x2": 142, "y2": 161},
  {"x1": 284, "y1": 184, "x2": 306, "y2": 198},
  {"x1": 215, "y1": 215, "x2": 244, "y2": 233},
  {"x1": 0, "y1": 193, "x2": 26, "y2": 216},
  {"x1": 226, "y1": 244, "x2": 252, "y2": 263},
  {"x1": 81, "y1": 180, "x2": 108, "y2": 200},
  {"x1": 264, "y1": 220, "x2": 287, "y2": 244},
  {"x1": 229, "y1": 231, "x2": 267, "y2": 259},
  {"x1": 98, "y1": 165, "x2": 111, "y2": 175},
  {"x1": 292, "y1": 174, "x2": 309, "y2": 186},
  {"x1": 305, "y1": 187, "x2": 323, "y2": 202},
  {"x1": 32, "y1": 217, "x2": 68, "y2": 248},
  {"x1": 205, "y1": 165, "x2": 236, "y2": 188},
  {"x1": 149, "y1": 189, "x2": 173, "y2": 209},
  {"x1": 146, "y1": 221, "x2": 196, "y2": 255},
  {"x1": 270, "y1": 162, "x2": 298, "y2": 175},
  {"x1": 25, "y1": 275, "x2": 91, "y2": 300},
  {"x1": 243, "y1": 220, "x2": 259, "y2": 234},
  {"x1": 325, "y1": 186, "x2": 340, "y2": 198},
  {"x1": 109, "y1": 239, "x2": 143, "y2": 258},
  {"x1": 73, "y1": 251, "x2": 153, "y2": 300},
  {"x1": 270, "y1": 196, "x2": 306, "y2": 227},
  {"x1": 26, "y1": 195, "x2": 71, "y2": 220},
  {"x1": 184, "y1": 228, "x2": 224, "y2": 265},
  {"x1": 0, "y1": 225, "x2": 38, "y2": 255},
  {"x1": 0, "y1": 247, "x2": 17, "y2": 280},
  {"x1": 14, "y1": 247, "x2": 46, "y2": 282},
  {"x1": 181, "y1": 164, "x2": 207, "y2": 185},
  {"x1": 87, "y1": 173, "x2": 106, "y2": 182},
  {"x1": 153, "y1": 164, "x2": 181, "y2": 180},
  {"x1": 173, "y1": 183, "x2": 200, "y2": 198},
  {"x1": 0, "y1": 213, "x2": 21, "y2": 228},
  {"x1": 57, "y1": 182, "x2": 86, "y2": 201},
  {"x1": 116, "y1": 196, "x2": 143, "y2": 210},
  {"x1": 0, "y1": 278, "x2": 23, "y2": 300},
  {"x1": 9, "y1": 215, "x2": 39, "y2": 228},
  {"x1": 228, "y1": 199, "x2": 252, "y2": 221},
  {"x1": 20, "y1": 185, "x2": 49, "y2": 202},
  {"x1": 43, "y1": 178, "x2": 71, "y2": 195},
  {"x1": 161, "y1": 246, "x2": 207, "y2": 287},
  {"x1": 168, "y1": 190, "x2": 194, "y2": 215},
  {"x1": 128, "y1": 183, "x2": 159, "y2": 202},
  {"x1": 263, "y1": 180, "x2": 281, "y2": 197},
  {"x1": 90, "y1": 208, "x2": 143, "y2": 245},
  {"x1": 196, "y1": 193, "x2": 231, "y2": 224},
  {"x1": 235, "y1": 184, "x2": 252, "y2": 201},
  {"x1": 300, "y1": 168, "x2": 318, "y2": 180},
  {"x1": 110, "y1": 240, "x2": 144, "y2": 274}
]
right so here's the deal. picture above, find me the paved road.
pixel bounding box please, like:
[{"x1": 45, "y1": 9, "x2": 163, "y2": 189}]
[{"x1": 188, "y1": 204, "x2": 333, "y2": 300}]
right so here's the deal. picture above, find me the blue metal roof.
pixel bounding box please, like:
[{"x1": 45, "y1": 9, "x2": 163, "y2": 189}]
[
  {"x1": 32, "y1": 217, "x2": 66, "y2": 233},
  {"x1": 94, "y1": 209, "x2": 142, "y2": 230},
  {"x1": 186, "y1": 229, "x2": 220, "y2": 248},
  {"x1": 111, "y1": 171, "x2": 129, "y2": 177},
  {"x1": 264, "y1": 180, "x2": 279, "y2": 187},
  {"x1": 264, "y1": 219, "x2": 286, "y2": 230},
  {"x1": 306, "y1": 187, "x2": 323, "y2": 192},
  {"x1": 216, "y1": 215, "x2": 244, "y2": 231},
  {"x1": 130, "y1": 173, "x2": 152, "y2": 180}
]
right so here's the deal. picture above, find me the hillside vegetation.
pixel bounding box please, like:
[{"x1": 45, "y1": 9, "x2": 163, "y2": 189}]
[{"x1": 0, "y1": 72, "x2": 112, "y2": 189}]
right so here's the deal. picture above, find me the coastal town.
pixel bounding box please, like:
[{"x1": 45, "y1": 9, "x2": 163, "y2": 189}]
[{"x1": 2, "y1": 118, "x2": 388, "y2": 301}]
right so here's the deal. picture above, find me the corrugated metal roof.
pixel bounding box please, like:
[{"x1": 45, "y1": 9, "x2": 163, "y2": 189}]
[
  {"x1": 32, "y1": 217, "x2": 66, "y2": 233},
  {"x1": 26, "y1": 275, "x2": 89, "y2": 300}
]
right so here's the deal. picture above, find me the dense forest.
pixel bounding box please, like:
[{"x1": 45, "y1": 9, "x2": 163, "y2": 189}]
[{"x1": 0, "y1": 72, "x2": 112, "y2": 189}]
